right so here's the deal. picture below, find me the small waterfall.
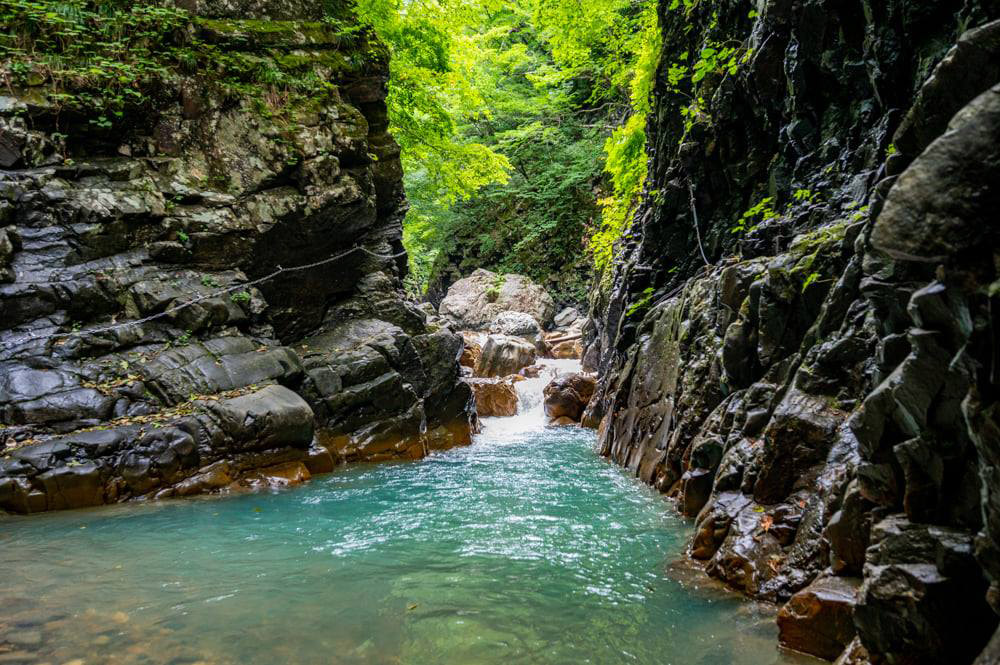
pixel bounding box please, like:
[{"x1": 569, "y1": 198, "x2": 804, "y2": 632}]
[{"x1": 479, "y1": 358, "x2": 583, "y2": 438}]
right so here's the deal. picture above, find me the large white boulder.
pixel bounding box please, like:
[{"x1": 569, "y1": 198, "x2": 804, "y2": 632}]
[{"x1": 439, "y1": 269, "x2": 556, "y2": 330}]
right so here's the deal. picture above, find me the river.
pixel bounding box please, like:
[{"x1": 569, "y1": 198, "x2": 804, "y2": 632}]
[{"x1": 0, "y1": 360, "x2": 818, "y2": 665}]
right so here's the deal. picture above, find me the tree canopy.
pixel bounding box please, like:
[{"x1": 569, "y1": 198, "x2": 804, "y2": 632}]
[{"x1": 354, "y1": 0, "x2": 660, "y2": 298}]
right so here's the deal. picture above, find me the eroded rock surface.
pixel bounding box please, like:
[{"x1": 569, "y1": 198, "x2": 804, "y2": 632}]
[
  {"x1": 475, "y1": 335, "x2": 537, "y2": 378},
  {"x1": 0, "y1": 2, "x2": 474, "y2": 513},
  {"x1": 467, "y1": 378, "x2": 518, "y2": 418},
  {"x1": 587, "y1": 4, "x2": 1000, "y2": 663},
  {"x1": 543, "y1": 373, "x2": 596, "y2": 425}
]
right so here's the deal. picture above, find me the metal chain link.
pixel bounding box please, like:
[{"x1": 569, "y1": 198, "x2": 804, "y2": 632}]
[{"x1": 0, "y1": 246, "x2": 408, "y2": 352}]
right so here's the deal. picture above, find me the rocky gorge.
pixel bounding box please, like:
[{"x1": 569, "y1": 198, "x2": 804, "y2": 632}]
[
  {"x1": 2, "y1": 0, "x2": 1000, "y2": 663},
  {"x1": 0, "y1": 0, "x2": 476, "y2": 514},
  {"x1": 582, "y1": 1, "x2": 1000, "y2": 663}
]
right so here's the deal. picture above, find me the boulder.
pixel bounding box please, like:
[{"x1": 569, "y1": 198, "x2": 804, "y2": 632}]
[
  {"x1": 467, "y1": 378, "x2": 518, "y2": 417},
  {"x1": 553, "y1": 306, "x2": 580, "y2": 327},
  {"x1": 459, "y1": 341, "x2": 482, "y2": 369},
  {"x1": 777, "y1": 575, "x2": 861, "y2": 660},
  {"x1": 439, "y1": 268, "x2": 556, "y2": 330},
  {"x1": 853, "y1": 515, "x2": 996, "y2": 664},
  {"x1": 475, "y1": 335, "x2": 537, "y2": 378},
  {"x1": 202, "y1": 385, "x2": 315, "y2": 453},
  {"x1": 550, "y1": 339, "x2": 583, "y2": 359},
  {"x1": 543, "y1": 373, "x2": 596, "y2": 424},
  {"x1": 490, "y1": 311, "x2": 542, "y2": 344}
]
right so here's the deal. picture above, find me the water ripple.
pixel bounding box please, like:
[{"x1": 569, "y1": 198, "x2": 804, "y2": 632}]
[{"x1": 0, "y1": 366, "x2": 819, "y2": 665}]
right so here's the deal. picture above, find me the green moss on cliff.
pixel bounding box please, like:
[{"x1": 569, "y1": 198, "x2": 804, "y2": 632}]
[{"x1": 0, "y1": 0, "x2": 381, "y2": 130}]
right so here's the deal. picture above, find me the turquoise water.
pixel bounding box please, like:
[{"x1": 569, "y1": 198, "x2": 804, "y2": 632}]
[{"x1": 0, "y1": 401, "x2": 816, "y2": 665}]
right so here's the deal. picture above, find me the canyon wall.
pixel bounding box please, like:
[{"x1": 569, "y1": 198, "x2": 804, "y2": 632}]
[
  {"x1": 0, "y1": 0, "x2": 475, "y2": 514},
  {"x1": 585, "y1": 1, "x2": 1000, "y2": 662}
]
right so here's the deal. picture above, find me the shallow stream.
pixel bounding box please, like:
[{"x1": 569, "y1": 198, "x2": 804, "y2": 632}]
[{"x1": 0, "y1": 361, "x2": 817, "y2": 665}]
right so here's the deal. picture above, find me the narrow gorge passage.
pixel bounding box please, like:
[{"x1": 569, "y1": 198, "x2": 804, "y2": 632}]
[{"x1": 0, "y1": 363, "x2": 817, "y2": 665}]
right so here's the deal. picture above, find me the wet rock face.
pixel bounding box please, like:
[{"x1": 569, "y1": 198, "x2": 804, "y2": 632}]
[
  {"x1": 589, "y1": 2, "x2": 1000, "y2": 663},
  {"x1": 467, "y1": 378, "x2": 518, "y2": 418},
  {"x1": 0, "y1": 3, "x2": 475, "y2": 513},
  {"x1": 543, "y1": 374, "x2": 596, "y2": 425},
  {"x1": 474, "y1": 335, "x2": 537, "y2": 379},
  {"x1": 778, "y1": 575, "x2": 861, "y2": 660}
]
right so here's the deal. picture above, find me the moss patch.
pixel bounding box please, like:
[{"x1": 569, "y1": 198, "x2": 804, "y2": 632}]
[{"x1": 0, "y1": 0, "x2": 382, "y2": 131}]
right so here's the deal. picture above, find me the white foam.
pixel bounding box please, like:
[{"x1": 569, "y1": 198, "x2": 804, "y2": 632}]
[{"x1": 478, "y1": 358, "x2": 584, "y2": 439}]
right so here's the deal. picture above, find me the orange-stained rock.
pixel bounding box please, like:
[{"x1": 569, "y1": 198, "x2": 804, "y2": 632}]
[
  {"x1": 170, "y1": 462, "x2": 234, "y2": 497},
  {"x1": 467, "y1": 378, "x2": 518, "y2": 417},
  {"x1": 249, "y1": 461, "x2": 311, "y2": 488},
  {"x1": 550, "y1": 340, "x2": 583, "y2": 359},
  {"x1": 460, "y1": 341, "x2": 482, "y2": 369},
  {"x1": 304, "y1": 445, "x2": 336, "y2": 475},
  {"x1": 424, "y1": 418, "x2": 475, "y2": 451},
  {"x1": 543, "y1": 373, "x2": 596, "y2": 423},
  {"x1": 777, "y1": 575, "x2": 861, "y2": 660}
]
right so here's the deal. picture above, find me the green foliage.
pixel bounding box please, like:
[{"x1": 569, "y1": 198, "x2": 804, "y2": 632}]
[
  {"x1": 230, "y1": 290, "x2": 251, "y2": 304},
  {"x1": 626, "y1": 287, "x2": 655, "y2": 317},
  {"x1": 485, "y1": 274, "x2": 505, "y2": 302},
  {"x1": 801, "y1": 272, "x2": 820, "y2": 292},
  {"x1": 793, "y1": 188, "x2": 821, "y2": 204},
  {"x1": 354, "y1": 0, "x2": 512, "y2": 206},
  {"x1": 732, "y1": 196, "x2": 777, "y2": 235},
  {"x1": 0, "y1": 0, "x2": 189, "y2": 124},
  {"x1": 657, "y1": 5, "x2": 754, "y2": 146},
  {"x1": 0, "y1": 0, "x2": 364, "y2": 129},
  {"x1": 580, "y1": 1, "x2": 661, "y2": 276},
  {"x1": 364, "y1": 0, "x2": 655, "y2": 300}
]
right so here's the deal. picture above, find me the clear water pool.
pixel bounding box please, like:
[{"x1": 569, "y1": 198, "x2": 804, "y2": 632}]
[{"x1": 0, "y1": 364, "x2": 818, "y2": 665}]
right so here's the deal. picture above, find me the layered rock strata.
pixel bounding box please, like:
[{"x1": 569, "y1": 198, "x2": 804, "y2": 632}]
[{"x1": 0, "y1": 1, "x2": 475, "y2": 513}]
